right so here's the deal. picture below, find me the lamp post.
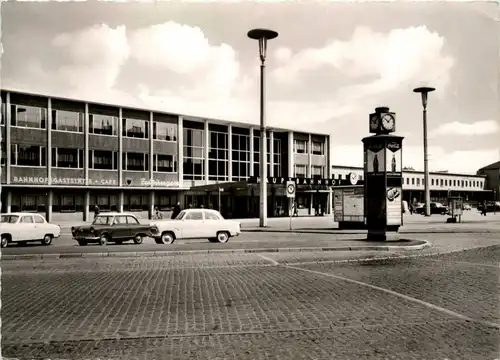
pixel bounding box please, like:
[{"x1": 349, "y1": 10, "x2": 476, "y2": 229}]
[
  {"x1": 413, "y1": 86, "x2": 435, "y2": 217},
  {"x1": 247, "y1": 28, "x2": 279, "y2": 227}
]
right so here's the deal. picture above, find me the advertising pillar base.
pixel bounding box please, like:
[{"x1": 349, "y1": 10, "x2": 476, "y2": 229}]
[{"x1": 367, "y1": 228, "x2": 400, "y2": 241}]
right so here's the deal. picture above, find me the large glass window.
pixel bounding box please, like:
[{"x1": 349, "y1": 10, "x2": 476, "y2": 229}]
[
  {"x1": 11, "y1": 144, "x2": 46, "y2": 167},
  {"x1": 312, "y1": 141, "x2": 324, "y2": 155},
  {"x1": 294, "y1": 164, "x2": 307, "y2": 178},
  {"x1": 154, "y1": 154, "x2": 177, "y2": 172},
  {"x1": 1, "y1": 143, "x2": 6, "y2": 166},
  {"x1": 89, "y1": 150, "x2": 118, "y2": 170},
  {"x1": 123, "y1": 118, "x2": 148, "y2": 139},
  {"x1": 183, "y1": 128, "x2": 204, "y2": 180},
  {"x1": 52, "y1": 148, "x2": 84, "y2": 168},
  {"x1": 123, "y1": 152, "x2": 149, "y2": 171},
  {"x1": 312, "y1": 165, "x2": 324, "y2": 179},
  {"x1": 294, "y1": 139, "x2": 307, "y2": 154},
  {"x1": 1, "y1": 102, "x2": 5, "y2": 125},
  {"x1": 253, "y1": 137, "x2": 282, "y2": 177},
  {"x1": 208, "y1": 131, "x2": 228, "y2": 181},
  {"x1": 52, "y1": 110, "x2": 84, "y2": 132},
  {"x1": 154, "y1": 122, "x2": 177, "y2": 141},
  {"x1": 11, "y1": 105, "x2": 47, "y2": 129},
  {"x1": 232, "y1": 134, "x2": 251, "y2": 181},
  {"x1": 90, "y1": 114, "x2": 118, "y2": 136}
]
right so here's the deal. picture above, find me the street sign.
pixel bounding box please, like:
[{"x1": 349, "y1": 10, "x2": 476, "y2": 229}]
[{"x1": 286, "y1": 181, "x2": 296, "y2": 198}]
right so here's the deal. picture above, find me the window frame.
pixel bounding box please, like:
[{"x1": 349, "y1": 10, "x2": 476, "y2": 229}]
[
  {"x1": 153, "y1": 153, "x2": 177, "y2": 173},
  {"x1": 51, "y1": 109, "x2": 84, "y2": 133},
  {"x1": 123, "y1": 152, "x2": 150, "y2": 172},
  {"x1": 153, "y1": 121, "x2": 178, "y2": 142},
  {"x1": 11, "y1": 144, "x2": 47, "y2": 167},
  {"x1": 122, "y1": 118, "x2": 149, "y2": 139},
  {"x1": 52, "y1": 147, "x2": 84, "y2": 169},
  {"x1": 89, "y1": 150, "x2": 118, "y2": 171},
  {"x1": 89, "y1": 113, "x2": 118, "y2": 136},
  {"x1": 10, "y1": 104, "x2": 47, "y2": 130}
]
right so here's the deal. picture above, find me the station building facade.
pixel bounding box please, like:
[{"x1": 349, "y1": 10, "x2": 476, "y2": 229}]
[
  {"x1": 0, "y1": 89, "x2": 332, "y2": 222},
  {"x1": 331, "y1": 165, "x2": 490, "y2": 205}
]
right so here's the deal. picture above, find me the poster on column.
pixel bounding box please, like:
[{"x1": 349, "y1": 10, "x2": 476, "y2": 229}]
[
  {"x1": 365, "y1": 144, "x2": 385, "y2": 173},
  {"x1": 385, "y1": 140, "x2": 402, "y2": 174},
  {"x1": 386, "y1": 186, "x2": 402, "y2": 226}
]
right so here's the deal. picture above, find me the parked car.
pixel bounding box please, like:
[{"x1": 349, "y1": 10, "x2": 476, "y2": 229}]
[
  {"x1": 150, "y1": 208, "x2": 241, "y2": 244},
  {"x1": 0, "y1": 213, "x2": 61, "y2": 248},
  {"x1": 414, "y1": 202, "x2": 449, "y2": 215},
  {"x1": 478, "y1": 201, "x2": 500, "y2": 213},
  {"x1": 71, "y1": 213, "x2": 155, "y2": 246},
  {"x1": 463, "y1": 203, "x2": 472, "y2": 211}
]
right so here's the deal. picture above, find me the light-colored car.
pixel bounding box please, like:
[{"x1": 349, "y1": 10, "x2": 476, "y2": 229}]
[
  {"x1": 463, "y1": 203, "x2": 472, "y2": 211},
  {"x1": 0, "y1": 213, "x2": 61, "y2": 248},
  {"x1": 150, "y1": 208, "x2": 241, "y2": 244}
]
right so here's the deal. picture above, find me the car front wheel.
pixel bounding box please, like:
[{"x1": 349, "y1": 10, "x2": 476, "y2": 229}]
[
  {"x1": 1, "y1": 236, "x2": 9, "y2": 248},
  {"x1": 41, "y1": 235, "x2": 52, "y2": 246},
  {"x1": 159, "y1": 232, "x2": 175, "y2": 244},
  {"x1": 133, "y1": 235, "x2": 143, "y2": 244},
  {"x1": 99, "y1": 234, "x2": 108, "y2": 246},
  {"x1": 216, "y1": 231, "x2": 230, "y2": 244}
]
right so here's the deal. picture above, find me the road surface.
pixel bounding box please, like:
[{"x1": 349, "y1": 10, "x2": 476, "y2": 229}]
[{"x1": 2, "y1": 245, "x2": 499, "y2": 359}]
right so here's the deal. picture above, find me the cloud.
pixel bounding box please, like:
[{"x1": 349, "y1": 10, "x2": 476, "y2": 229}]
[
  {"x1": 430, "y1": 120, "x2": 500, "y2": 137},
  {"x1": 271, "y1": 25, "x2": 454, "y2": 103},
  {"x1": 331, "y1": 143, "x2": 498, "y2": 174}
]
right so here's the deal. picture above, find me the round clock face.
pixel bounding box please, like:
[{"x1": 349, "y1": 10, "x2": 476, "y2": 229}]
[
  {"x1": 349, "y1": 172, "x2": 359, "y2": 185},
  {"x1": 381, "y1": 114, "x2": 395, "y2": 131}
]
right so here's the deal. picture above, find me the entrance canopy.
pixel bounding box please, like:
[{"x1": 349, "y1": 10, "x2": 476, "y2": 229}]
[{"x1": 247, "y1": 176, "x2": 364, "y2": 187}]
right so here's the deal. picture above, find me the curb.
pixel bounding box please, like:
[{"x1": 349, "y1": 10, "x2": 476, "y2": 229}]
[
  {"x1": 0, "y1": 240, "x2": 430, "y2": 261},
  {"x1": 241, "y1": 229, "x2": 499, "y2": 235}
]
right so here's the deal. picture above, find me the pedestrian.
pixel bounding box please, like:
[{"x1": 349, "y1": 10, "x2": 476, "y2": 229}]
[
  {"x1": 93, "y1": 205, "x2": 100, "y2": 219},
  {"x1": 409, "y1": 203, "x2": 413, "y2": 215},
  {"x1": 171, "y1": 202, "x2": 181, "y2": 219},
  {"x1": 155, "y1": 206, "x2": 163, "y2": 220},
  {"x1": 481, "y1": 200, "x2": 487, "y2": 216}
]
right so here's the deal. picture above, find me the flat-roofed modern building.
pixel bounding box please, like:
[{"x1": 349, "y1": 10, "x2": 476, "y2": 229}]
[
  {"x1": 331, "y1": 165, "x2": 489, "y2": 204},
  {"x1": 0, "y1": 89, "x2": 332, "y2": 222}
]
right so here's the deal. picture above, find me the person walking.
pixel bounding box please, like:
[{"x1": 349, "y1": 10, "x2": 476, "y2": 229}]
[
  {"x1": 171, "y1": 202, "x2": 181, "y2": 219},
  {"x1": 481, "y1": 200, "x2": 488, "y2": 216},
  {"x1": 93, "y1": 205, "x2": 100, "y2": 219}
]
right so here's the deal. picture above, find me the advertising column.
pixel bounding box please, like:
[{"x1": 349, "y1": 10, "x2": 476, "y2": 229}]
[
  {"x1": 364, "y1": 140, "x2": 386, "y2": 231},
  {"x1": 385, "y1": 139, "x2": 403, "y2": 227}
]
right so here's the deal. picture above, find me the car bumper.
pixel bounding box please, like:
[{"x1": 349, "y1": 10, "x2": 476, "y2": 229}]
[{"x1": 73, "y1": 236, "x2": 100, "y2": 241}]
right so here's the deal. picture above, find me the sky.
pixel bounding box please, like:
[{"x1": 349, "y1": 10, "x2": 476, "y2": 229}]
[{"x1": 1, "y1": 0, "x2": 499, "y2": 174}]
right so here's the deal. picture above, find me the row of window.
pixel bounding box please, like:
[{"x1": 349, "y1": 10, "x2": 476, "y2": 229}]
[
  {"x1": 294, "y1": 165, "x2": 325, "y2": 178},
  {"x1": 405, "y1": 177, "x2": 483, "y2": 188},
  {"x1": 11, "y1": 194, "x2": 178, "y2": 213},
  {"x1": 4, "y1": 104, "x2": 178, "y2": 141},
  {"x1": 9, "y1": 145, "x2": 176, "y2": 172},
  {"x1": 293, "y1": 139, "x2": 324, "y2": 155}
]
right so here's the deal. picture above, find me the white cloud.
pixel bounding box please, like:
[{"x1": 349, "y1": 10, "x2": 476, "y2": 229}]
[
  {"x1": 50, "y1": 24, "x2": 130, "y2": 99},
  {"x1": 271, "y1": 25, "x2": 454, "y2": 103},
  {"x1": 430, "y1": 120, "x2": 500, "y2": 137},
  {"x1": 331, "y1": 143, "x2": 499, "y2": 174}
]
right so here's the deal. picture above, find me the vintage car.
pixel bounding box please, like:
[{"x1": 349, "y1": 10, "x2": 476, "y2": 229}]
[
  {"x1": 415, "y1": 202, "x2": 449, "y2": 215},
  {"x1": 71, "y1": 212, "x2": 155, "y2": 246},
  {"x1": 150, "y1": 208, "x2": 241, "y2": 244},
  {"x1": 0, "y1": 213, "x2": 61, "y2": 248}
]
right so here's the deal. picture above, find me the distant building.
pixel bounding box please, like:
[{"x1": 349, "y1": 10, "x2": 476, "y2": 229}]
[
  {"x1": 477, "y1": 161, "x2": 500, "y2": 201},
  {"x1": 331, "y1": 165, "x2": 489, "y2": 204}
]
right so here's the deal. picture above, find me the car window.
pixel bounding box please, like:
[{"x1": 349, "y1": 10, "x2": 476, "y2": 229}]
[
  {"x1": 185, "y1": 211, "x2": 203, "y2": 220},
  {"x1": 114, "y1": 216, "x2": 127, "y2": 225},
  {"x1": 33, "y1": 215, "x2": 45, "y2": 224},
  {"x1": 1, "y1": 215, "x2": 19, "y2": 223},
  {"x1": 20, "y1": 215, "x2": 34, "y2": 224},
  {"x1": 126, "y1": 216, "x2": 140, "y2": 225},
  {"x1": 93, "y1": 216, "x2": 113, "y2": 225},
  {"x1": 176, "y1": 211, "x2": 187, "y2": 220},
  {"x1": 204, "y1": 211, "x2": 220, "y2": 220}
]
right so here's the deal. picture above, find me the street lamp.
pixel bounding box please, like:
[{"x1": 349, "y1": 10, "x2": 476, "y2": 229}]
[
  {"x1": 247, "y1": 28, "x2": 279, "y2": 227},
  {"x1": 413, "y1": 86, "x2": 436, "y2": 217}
]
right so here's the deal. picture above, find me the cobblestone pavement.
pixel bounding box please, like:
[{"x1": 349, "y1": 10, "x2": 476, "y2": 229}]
[{"x1": 2, "y1": 247, "x2": 499, "y2": 359}]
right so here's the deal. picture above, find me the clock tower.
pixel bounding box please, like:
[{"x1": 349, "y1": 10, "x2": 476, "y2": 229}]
[{"x1": 363, "y1": 106, "x2": 404, "y2": 241}]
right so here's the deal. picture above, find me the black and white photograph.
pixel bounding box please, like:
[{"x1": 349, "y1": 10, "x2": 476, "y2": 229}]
[{"x1": 0, "y1": 1, "x2": 499, "y2": 359}]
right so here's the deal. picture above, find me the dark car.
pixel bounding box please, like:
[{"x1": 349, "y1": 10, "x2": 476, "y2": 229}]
[
  {"x1": 478, "y1": 201, "x2": 500, "y2": 213},
  {"x1": 71, "y1": 213, "x2": 155, "y2": 246},
  {"x1": 415, "y1": 202, "x2": 449, "y2": 215}
]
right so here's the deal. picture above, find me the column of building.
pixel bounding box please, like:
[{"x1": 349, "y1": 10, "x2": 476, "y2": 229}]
[
  {"x1": 269, "y1": 130, "x2": 274, "y2": 177},
  {"x1": 5, "y1": 92, "x2": 11, "y2": 212},
  {"x1": 83, "y1": 103, "x2": 90, "y2": 221},
  {"x1": 46, "y1": 98, "x2": 53, "y2": 222},
  {"x1": 228, "y1": 124, "x2": 233, "y2": 182},
  {"x1": 177, "y1": 116, "x2": 184, "y2": 207},
  {"x1": 204, "y1": 120, "x2": 209, "y2": 185},
  {"x1": 288, "y1": 131, "x2": 294, "y2": 217},
  {"x1": 148, "y1": 112, "x2": 155, "y2": 219},
  {"x1": 249, "y1": 127, "x2": 255, "y2": 177},
  {"x1": 117, "y1": 107, "x2": 124, "y2": 212},
  {"x1": 308, "y1": 133, "x2": 313, "y2": 215},
  {"x1": 326, "y1": 134, "x2": 333, "y2": 216}
]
